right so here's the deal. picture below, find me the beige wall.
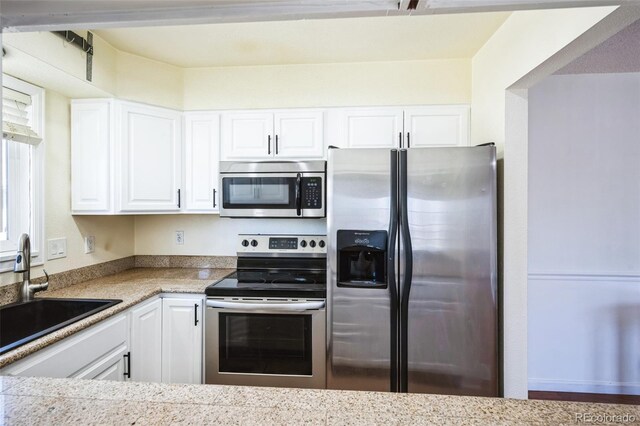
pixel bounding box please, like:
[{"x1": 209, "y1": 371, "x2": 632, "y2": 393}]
[
  {"x1": 116, "y1": 50, "x2": 184, "y2": 110},
  {"x1": 0, "y1": 90, "x2": 135, "y2": 287},
  {"x1": 2, "y1": 32, "x2": 118, "y2": 97},
  {"x1": 470, "y1": 6, "x2": 618, "y2": 398},
  {"x1": 140, "y1": 58, "x2": 472, "y2": 255},
  {"x1": 135, "y1": 216, "x2": 326, "y2": 256},
  {"x1": 183, "y1": 59, "x2": 471, "y2": 110},
  {"x1": 470, "y1": 6, "x2": 616, "y2": 155}
]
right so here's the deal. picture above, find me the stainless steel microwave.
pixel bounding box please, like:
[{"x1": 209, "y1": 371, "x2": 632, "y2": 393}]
[{"x1": 219, "y1": 161, "x2": 326, "y2": 218}]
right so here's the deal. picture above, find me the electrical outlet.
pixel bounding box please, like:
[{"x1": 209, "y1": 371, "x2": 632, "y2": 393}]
[
  {"x1": 47, "y1": 237, "x2": 67, "y2": 260},
  {"x1": 175, "y1": 231, "x2": 184, "y2": 245},
  {"x1": 84, "y1": 235, "x2": 95, "y2": 254}
]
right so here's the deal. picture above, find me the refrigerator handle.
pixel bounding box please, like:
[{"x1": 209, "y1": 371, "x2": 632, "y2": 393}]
[
  {"x1": 399, "y1": 149, "x2": 413, "y2": 393},
  {"x1": 388, "y1": 149, "x2": 399, "y2": 392}
]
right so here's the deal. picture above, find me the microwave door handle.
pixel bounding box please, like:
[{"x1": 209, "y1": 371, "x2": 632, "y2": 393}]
[
  {"x1": 296, "y1": 173, "x2": 302, "y2": 216},
  {"x1": 206, "y1": 300, "x2": 325, "y2": 311}
]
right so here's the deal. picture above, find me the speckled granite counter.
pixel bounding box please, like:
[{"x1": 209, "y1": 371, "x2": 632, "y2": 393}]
[
  {"x1": 0, "y1": 268, "x2": 234, "y2": 369},
  {"x1": 1, "y1": 376, "x2": 638, "y2": 425}
]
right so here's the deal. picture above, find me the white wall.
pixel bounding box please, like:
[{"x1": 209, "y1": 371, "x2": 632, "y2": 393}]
[{"x1": 528, "y1": 73, "x2": 640, "y2": 395}]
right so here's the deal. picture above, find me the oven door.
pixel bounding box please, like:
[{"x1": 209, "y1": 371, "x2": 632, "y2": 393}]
[
  {"x1": 219, "y1": 173, "x2": 325, "y2": 218},
  {"x1": 205, "y1": 298, "x2": 326, "y2": 389}
]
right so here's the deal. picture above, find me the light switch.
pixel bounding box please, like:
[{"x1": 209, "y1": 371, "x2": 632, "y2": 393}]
[{"x1": 48, "y1": 237, "x2": 67, "y2": 260}]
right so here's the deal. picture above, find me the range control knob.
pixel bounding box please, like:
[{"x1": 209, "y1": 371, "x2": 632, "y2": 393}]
[
  {"x1": 318, "y1": 240, "x2": 326, "y2": 248},
  {"x1": 251, "y1": 239, "x2": 259, "y2": 247},
  {"x1": 309, "y1": 240, "x2": 316, "y2": 248},
  {"x1": 241, "y1": 239, "x2": 249, "y2": 247},
  {"x1": 300, "y1": 240, "x2": 307, "y2": 248}
]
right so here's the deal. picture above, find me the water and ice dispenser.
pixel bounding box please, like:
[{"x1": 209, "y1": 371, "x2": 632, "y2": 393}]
[{"x1": 337, "y1": 230, "x2": 387, "y2": 289}]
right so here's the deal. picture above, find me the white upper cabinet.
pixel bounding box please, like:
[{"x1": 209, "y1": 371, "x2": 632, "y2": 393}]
[
  {"x1": 71, "y1": 99, "x2": 184, "y2": 215},
  {"x1": 403, "y1": 105, "x2": 469, "y2": 148},
  {"x1": 335, "y1": 108, "x2": 403, "y2": 149},
  {"x1": 184, "y1": 113, "x2": 220, "y2": 213},
  {"x1": 221, "y1": 110, "x2": 325, "y2": 160},
  {"x1": 118, "y1": 102, "x2": 182, "y2": 212},
  {"x1": 329, "y1": 105, "x2": 470, "y2": 149},
  {"x1": 221, "y1": 112, "x2": 273, "y2": 160},
  {"x1": 273, "y1": 110, "x2": 324, "y2": 158},
  {"x1": 71, "y1": 100, "x2": 114, "y2": 214}
]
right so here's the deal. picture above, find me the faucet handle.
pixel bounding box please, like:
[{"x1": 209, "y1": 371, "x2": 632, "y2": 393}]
[{"x1": 32, "y1": 269, "x2": 50, "y2": 294}]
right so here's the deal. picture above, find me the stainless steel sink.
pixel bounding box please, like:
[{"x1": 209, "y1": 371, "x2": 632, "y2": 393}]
[{"x1": 0, "y1": 298, "x2": 122, "y2": 354}]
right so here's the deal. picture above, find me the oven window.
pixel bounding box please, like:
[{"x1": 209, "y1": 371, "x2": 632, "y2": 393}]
[
  {"x1": 222, "y1": 177, "x2": 296, "y2": 209},
  {"x1": 219, "y1": 313, "x2": 312, "y2": 375}
]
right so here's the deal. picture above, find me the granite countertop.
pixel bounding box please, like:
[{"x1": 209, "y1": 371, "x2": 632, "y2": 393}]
[
  {"x1": 1, "y1": 376, "x2": 638, "y2": 425},
  {"x1": 0, "y1": 267, "x2": 234, "y2": 369}
]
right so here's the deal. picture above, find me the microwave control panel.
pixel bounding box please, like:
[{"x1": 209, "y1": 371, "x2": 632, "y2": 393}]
[{"x1": 301, "y1": 177, "x2": 323, "y2": 209}]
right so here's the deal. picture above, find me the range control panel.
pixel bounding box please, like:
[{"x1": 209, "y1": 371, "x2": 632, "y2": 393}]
[
  {"x1": 237, "y1": 234, "x2": 327, "y2": 255},
  {"x1": 301, "y1": 177, "x2": 323, "y2": 210}
]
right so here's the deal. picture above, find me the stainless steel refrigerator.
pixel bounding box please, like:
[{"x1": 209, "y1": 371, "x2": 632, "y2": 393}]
[{"x1": 327, "y1": 146, "x2": 498, "y2": 396}]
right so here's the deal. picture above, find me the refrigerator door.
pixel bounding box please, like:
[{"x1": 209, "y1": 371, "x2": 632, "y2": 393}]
[
  {"x1": 401, "y1": 146, "x2": 498, "y2": 396},
  {"x1": 327, "y1": 148, "x2": 398, "y2": 392}
]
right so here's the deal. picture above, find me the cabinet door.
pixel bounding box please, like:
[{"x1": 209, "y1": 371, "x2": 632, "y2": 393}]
[
  {"x1": 404, "y1": 105, "x2": 470, "y2": 148},
  {"x1": 161, "y1": 298, "x2": 203, "y2": 384},
  {"x1": 71, "y1": 100, "x2": 113, "y2": 213},
  {"x1": 274, "y1": 110, "x2": 324, "y2": 158},
  {"x1": 119, "y1": 102, "x2": 182, "y2": 212},
  {"x1": 336, "y1": 108, "x2": 403, "y2": 149},
  {"x1": 185, "y1": 113, "x2": 220, "y2": 212},
  {"x1": 220, "y1": 112, "x2": 273, "y2": 160},
  {"x1": 130, "y1": 298, "x2": 162, "y2": 382}
]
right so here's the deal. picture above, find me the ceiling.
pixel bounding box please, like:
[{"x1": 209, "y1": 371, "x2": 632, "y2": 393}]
[
  {"x1": 556, "y1": 18, "x2": 640, "y2": 74},
  {"x1": 94, "y1": 12, "x2": 510, "y2": 68}
]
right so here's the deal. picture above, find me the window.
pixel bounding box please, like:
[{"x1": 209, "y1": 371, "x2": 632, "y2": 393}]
[{"x1": 1, "y1": 75, "x2": 45, "y2": 270}]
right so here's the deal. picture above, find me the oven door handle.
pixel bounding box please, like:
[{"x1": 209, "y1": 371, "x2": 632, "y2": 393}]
[{"x1": 205, "y1": 300, "x2": 325, "y2": 311}]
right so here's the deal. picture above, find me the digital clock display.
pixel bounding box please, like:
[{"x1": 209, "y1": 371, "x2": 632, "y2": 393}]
[{"x1": 269, "y1": 237, "x2": 298, "y2": 250}]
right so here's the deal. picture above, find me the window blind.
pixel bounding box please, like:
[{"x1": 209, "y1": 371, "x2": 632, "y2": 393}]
[{"x1": 2, "y1": 87, "x2": 42, "y2": 144}]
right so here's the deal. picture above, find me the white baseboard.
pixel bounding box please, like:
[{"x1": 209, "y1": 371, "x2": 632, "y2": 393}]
[{"x1": 529, "y1": 378, "x2": 640, "y2": 395}]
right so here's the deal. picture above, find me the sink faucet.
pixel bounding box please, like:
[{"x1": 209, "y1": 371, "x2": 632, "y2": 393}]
[{"x1": 14, "y1": 233, "x2": 49, "y2": 302}]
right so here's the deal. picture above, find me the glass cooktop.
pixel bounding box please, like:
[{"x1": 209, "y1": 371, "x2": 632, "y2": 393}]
[{"x1": 206, "y1": 272, "x2": 326, "y2": 298}]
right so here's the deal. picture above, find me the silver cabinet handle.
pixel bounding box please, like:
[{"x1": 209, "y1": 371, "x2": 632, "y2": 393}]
[{"x1": 205, "y1": 300, "x2": 325, "y2": 311}]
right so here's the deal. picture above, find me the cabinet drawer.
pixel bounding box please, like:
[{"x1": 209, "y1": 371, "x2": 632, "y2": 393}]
[
  {"x1": 73, "y1": 343, "x2": 128, "y2": 381},
  {"x1": 1, "y1": 313, "x2": 128, "y2": 378}
]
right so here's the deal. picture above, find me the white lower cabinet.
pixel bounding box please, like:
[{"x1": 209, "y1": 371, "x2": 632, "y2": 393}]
[
  {"x1": 0, "y1": 313, "x2": 129, "y2": 379},
  {"x1": 129, "y1": 298, "x2": 163, "y2": 382},
  {"x1": 73, "y1": 344, "x2": 128, "y2": 381},
  {"x1": 1, "y1": 295, "x2": 204, "y2": 385},
  {"x1": 161, "y1": 296, "x2": 204, "y2": 384}
]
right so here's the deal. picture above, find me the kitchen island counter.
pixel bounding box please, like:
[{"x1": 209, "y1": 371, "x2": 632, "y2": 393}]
[
  {"x1": 0, "y1": 267, "x2": 234, "y2": 368},
  {"x1": 1, "y1": 376, "x2": 638, "y2": 425}
]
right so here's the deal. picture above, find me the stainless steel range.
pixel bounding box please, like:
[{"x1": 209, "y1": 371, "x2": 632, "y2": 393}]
[{"x1": 204, "y1": 234, "x2": 326, "y2": 389}]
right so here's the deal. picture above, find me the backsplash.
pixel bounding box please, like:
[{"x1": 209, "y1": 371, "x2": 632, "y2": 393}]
[
  {"x1": 134, "y1": 255, "x2": 236, "y2": 269},
  {"x1": 0, "y1": 255, "x2": 237, "y2": 306}
]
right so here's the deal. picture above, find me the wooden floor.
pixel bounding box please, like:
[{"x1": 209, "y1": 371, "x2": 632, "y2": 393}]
[{"x1": 529, "y1": 391, "x2": 640, "y2": 406}]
